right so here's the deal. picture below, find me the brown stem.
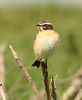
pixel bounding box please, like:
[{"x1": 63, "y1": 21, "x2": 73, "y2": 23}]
[
  {"x1": 9, "y1": 45, "x2": 41, "y2": 100},
  {"x1": 40, "y1": 60, "x2": 50, "y2": 100}
]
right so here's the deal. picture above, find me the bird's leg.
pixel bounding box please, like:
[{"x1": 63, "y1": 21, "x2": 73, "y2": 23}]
[
  {"x1": 41, "y1": 59, "x2": 47, "y2": 68},
  {"x1": 45, "y1": 59, "x2": 47, "y2": 68}
]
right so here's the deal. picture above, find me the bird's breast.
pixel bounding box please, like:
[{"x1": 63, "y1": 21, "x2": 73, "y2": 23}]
[{"x1": 34, "y1": 30, "x2": 59, "y2": 59}]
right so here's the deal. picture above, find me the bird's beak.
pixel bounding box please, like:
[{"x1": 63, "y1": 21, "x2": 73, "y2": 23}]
[{"x1": 36, "y1": 24, "x2": 40, "y2": 26}]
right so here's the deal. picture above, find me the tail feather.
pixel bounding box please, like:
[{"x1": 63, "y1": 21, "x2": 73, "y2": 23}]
[{"x1": 32, "y1": 60, "x2": 40, "y2": 68}]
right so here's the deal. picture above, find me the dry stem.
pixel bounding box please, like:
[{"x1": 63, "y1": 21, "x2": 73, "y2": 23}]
[
  {"x1": 74, "y1": 89, "x2": 82, "y2": 100},
  {"x1": 61, "y1": 76, "x2": 82, "y2": 100},
  {"x1": 40, "y1": 61, "x2": 50, "y2": 100},
  {"x1": 9, "y1": 45, "x2": 41, "y2": 100},
  {"x1": 57, "y1": 65, "x2": 82, "y2": 85},
  {"x1": 0, "y1": 43, "x2": 6, "y2": 87},
  {"x1": 0, "y1": 82, "x2": 6, "y2": 100}
]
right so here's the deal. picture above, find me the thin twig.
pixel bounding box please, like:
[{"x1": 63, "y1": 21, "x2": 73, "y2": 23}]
[
  {"x1": 0, "y1": 43, "x2": 6, "y2": 87},
  {"x1": 74, "y1": 89, "x2": 82, "y2": 100},
  {"x1": 0, "y1": 82, "x2": 6, "y2": 100},
  {"x1": 57, "y1": 65, "x2": 82, "y2": 85},
  {"x1": 40, "y1": 60, "x2": 50, "y2": 100},
  {"x1": 61, "y1": 76, "x2": 82, "y2": 100},
  {"x1": 9, "y1": 45, "x2": 41, "y2": 100},
  {"x1": 50, "y1": 75, "x2": 57, "y2": 100}
]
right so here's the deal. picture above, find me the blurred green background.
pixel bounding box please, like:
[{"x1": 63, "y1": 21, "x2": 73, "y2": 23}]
[{"x1": 0, "y1": 2, "x2": 82, "y2": 100}]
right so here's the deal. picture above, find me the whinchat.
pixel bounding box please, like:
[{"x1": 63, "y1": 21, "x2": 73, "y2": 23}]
[{"x1": 32, "y1": 21, "x2": 60, "y2": 68}]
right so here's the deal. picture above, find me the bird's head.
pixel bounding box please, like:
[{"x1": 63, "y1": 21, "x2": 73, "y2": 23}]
[{"x1": 36, "y1": 20, "x2": 53, "y2": 31}]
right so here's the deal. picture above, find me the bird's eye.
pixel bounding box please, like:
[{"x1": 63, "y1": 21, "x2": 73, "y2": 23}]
[
  {"x1": 43, "y1": 25, "x2": 53, "y2": 30},
  {"x1": 43, "y1": 25, "x2": 48, "y2": 30}
]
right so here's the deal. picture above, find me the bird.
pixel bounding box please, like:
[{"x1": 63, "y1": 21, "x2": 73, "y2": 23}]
[{"x1": 32, "y1": 20, "x2": 60, "y2": 68}]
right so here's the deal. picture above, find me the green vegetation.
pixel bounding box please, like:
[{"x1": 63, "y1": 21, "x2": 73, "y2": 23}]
[{"x1": 0, "y1": 5, "x2": 82, "y2": 100}]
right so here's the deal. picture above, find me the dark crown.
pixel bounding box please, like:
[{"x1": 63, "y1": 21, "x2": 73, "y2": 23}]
[{"x1": 36, "y1": 20, "x2": 53, "y2": 30}]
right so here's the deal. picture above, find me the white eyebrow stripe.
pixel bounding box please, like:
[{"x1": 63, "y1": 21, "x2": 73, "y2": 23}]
[{"x1": 39, "y1": 23, "x2": 53, "y2": 26}]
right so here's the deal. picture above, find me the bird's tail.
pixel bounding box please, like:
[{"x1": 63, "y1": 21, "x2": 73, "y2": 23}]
[{"x1": 32, "y1": 59, "x2": 40, "y2": 68}]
